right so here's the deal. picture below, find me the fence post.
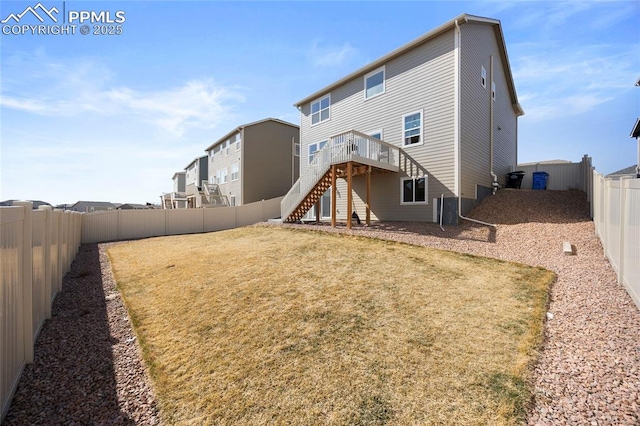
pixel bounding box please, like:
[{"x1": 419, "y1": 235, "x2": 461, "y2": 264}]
[
  {"x1": 15, "y1": 201, "x2": 34, "y2": 364},
  {"x1": 618, "y1": 177, "x2": 629, "y2": 285},
  {"x1": 39, "y1": 206, "x2": 53, "y2": 319}
]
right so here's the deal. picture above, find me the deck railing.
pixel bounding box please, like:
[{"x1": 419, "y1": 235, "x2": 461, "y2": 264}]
[{"x1": 281, "y1": 130, "x2": 400, "y2": 221}]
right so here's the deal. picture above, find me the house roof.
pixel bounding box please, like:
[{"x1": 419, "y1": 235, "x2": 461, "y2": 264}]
[
  {"x1": 204, "y1": 118, "x2": 299, "y2": 152},
  {"x1": 293, "y1": 13, "x2": 524, "y2": 117},
  {"x1": 71, "y1": 201, "x2": 116, "y2": 209},
  {"x1": 184, "y1": 155, "x2": 207, "y2": 170},
  {"x1": 606, "y1": 165, "x2": 638, "y2": 177},
  {"x1": 631, "y1": 117, "x2": 640, "y2": 138},
  {"x1": 635, "y1": 76, "x2": 640, "y2": 86},
  {"x1": 0, "y1": 200, "x2": 52, "y2": 209},
  {"x1": 517, "y1": 159, "x2": 572, "y2": 166},
  {"x1": 117, "y1": 203, "x2": 149, "y2": 209}
]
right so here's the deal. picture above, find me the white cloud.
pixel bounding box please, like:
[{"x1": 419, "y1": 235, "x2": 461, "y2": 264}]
[
  {"x1": 0, "y1": 54, "x2": 245, "y2": 136},
  {"x1": 308, "y1": 40, "x2": 358, "y2": 68},
  {"x1": 512, "y1": 44, "x2": 638, "y2": 121}
]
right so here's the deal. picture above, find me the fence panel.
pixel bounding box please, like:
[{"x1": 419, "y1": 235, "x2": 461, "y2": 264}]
[
  {"x1": 203, "y1": 207, "x2": 237, "y2": 232},
  {"x1": 166, "y1": 209, "x2": 203, "y2": 235},
  {"x1": 119, "y1": 209, "x2": 167, "y2": 240},
  {"x1": 517, "y1": 155, "x2": 592, "y2": 191},
  {"x1": 31, "y1": 210, "x2": 47, "y2": 340},
  {"x1": 592, "y1": 172, "x2": 640, "y2": 310},
  {"x1": 0, "y1": 207, "x2": 26, "y2": 422},
  {"x1": 621, "y1": 178, "x2": 640, "y2": 307},
  {"x1": 1, "y1": 203, "x2": 83, "y2": 422},
  {"x1": 81, "y1": 210, "x2": 119, "y2": 243}
]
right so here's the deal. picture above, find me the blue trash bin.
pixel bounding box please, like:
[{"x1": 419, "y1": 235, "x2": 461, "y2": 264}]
[{"x1": 532, "y1": 171, "x2": 549, "y2": 190}]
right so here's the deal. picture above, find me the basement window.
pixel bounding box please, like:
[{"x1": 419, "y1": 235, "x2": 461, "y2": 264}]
[{"x1": 401, "y1": 176, "x2": 427, "y2": 204}]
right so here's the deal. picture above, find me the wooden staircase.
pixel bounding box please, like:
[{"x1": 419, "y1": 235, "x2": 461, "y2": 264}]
[
  {"x1": 280, "y1": 130, "x2": 401, "y2": 223},
  {"x1": 286, "y1": 170, "x2": 333, "y2": 222}
]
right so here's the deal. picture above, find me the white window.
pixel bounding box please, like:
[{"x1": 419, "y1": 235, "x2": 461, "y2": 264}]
[
  {"x1": 402, "y1": 110, "x2": 423, "y2": 146},
  {"x1": 368, "y1": 129, "x2": 383, "y2": 140},
  {"x1": 401, "y1": 176, "x2": 427, "y2": 204},
  {"x1": 481, "y1": 66, "x2": 487, "y2": 88},
  {"x1": 231, "y1": 163, "x2": 239, "y2": 181},
  {"x1": 294, "y1": 142, "x2": 300, "y2": 157},
  {"x1": 364, "y1": 66, "x2": 385, "y2": 99},
  {"x1": 216, "y1": 168, "x2": 228, "y2": 184},
  {"x1": 491, "y1": 81, "x2": 496, "y2": 101},
  {"x1": 236, "y1": 139, "x2": 241, "y2": 151},
  {"x1": 230, "y1": 195, "x2": 236, "y2": 207},
  {"x1": 311, "y1": 95, "x2": 330, "y2": 125},
  {"x1": 308, "y1": 140, "x2": 328, "y2": 164}
]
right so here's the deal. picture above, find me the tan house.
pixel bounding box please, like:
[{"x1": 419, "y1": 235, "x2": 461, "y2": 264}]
[
  {"x1": 282, "y1": 13, "x2": 523, "y2": 226},
  {"x1": 204, "y1": 118, "x2": 300, "y2": 206}
]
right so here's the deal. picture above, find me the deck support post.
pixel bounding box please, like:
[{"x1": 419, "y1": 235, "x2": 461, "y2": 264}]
[
  {"x1": 331, "y1": 165, "x2": 337, "y2": 228},
  {"x1": 347, "y1": 162, "x2": 353, "y2": 230},
  {"x1": 315, "y1": 200, "x2": 320, "y2": 224},
  {"x1": 366, "y1": 165, "x2": 371, "y2": 225}
]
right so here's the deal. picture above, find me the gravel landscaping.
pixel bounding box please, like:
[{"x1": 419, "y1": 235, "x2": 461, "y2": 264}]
[{"x1": 3, "y1": 188, "x2": 639, "y2": 425}]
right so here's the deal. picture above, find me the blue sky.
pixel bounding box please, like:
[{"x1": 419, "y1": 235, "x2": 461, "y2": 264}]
[{"x1": 1, "y1": 0, "x2": 638, "y2": 205}]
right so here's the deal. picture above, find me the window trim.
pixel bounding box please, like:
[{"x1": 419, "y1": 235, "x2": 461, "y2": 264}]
[
  {"x1": 310, "y1": 94, "x2": 331, "y2": 126},
  {"x1": 491, "y1": 81, "x2": 496, "y2": 101},
  {"x1": 367, "y1": 129, "x2": 384, "y2": 140},
  {"x1": 401, "y1": 109, "x2": 423, "y2": 147},
  {"x1": 231, "y1": 163, "x2": 239, "y2": 181},
  {"x1": 364, "y1": 66, "x2": 385, "y2": 100},
  {"x1": 400, "y1": 176, "x2": 428, "y2": 205},
  {"x1": 481, "y1": 66, "x2": 487, "y2": 88}
]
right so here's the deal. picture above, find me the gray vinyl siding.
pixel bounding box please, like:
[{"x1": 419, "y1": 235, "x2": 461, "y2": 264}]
[
  {"x1": 459, "y1": 22, "x2": 517, "y2": 207},
  {"x1": 172, "y1": 173, "x2": 186, "y2": 193},
  {"x1": 243, "y1": 121, "x2": 299, "y2": 204},
  {"x1": 299, "y1": 31, "x2": 456, "y2": 222},
  {"x1": 208, "y1": 131, "x2": 242, "y2": 204}
]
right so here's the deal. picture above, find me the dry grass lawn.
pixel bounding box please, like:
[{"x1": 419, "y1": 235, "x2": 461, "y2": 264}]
[{"x1": 108, "y1": 226, "x2": 554, "y2": 425}]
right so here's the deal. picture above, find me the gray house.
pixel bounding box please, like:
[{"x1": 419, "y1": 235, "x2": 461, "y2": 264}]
[
  {"x1": 204, "y1": 118, "x2": 300, "y2": 206},
  {"x1": 184, "y1": 156, "x2": 209, "y2": 206},
  {"x1": 282, "y1": 14, "x2": 523, "y2": 226},
  {"x1": 173, "y1": 171, "x2": 186, "y2": 193},
  {"x1": 70, "y1": 201, "x2": 116, "y2": 213}
]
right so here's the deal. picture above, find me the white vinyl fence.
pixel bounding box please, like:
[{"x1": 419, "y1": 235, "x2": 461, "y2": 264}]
[
  {"x1": 517, "y1": 155, "x2": 593, "y2": 192},
  {"x1": 592, "y1": 173, "x2": 640, "y2": 310},
  {"x1": 1, "y1": 203, "x2": 82, "y2": 421},
  {"x1": 82, "y1": 197, "x2": 283, "y2": 243}
]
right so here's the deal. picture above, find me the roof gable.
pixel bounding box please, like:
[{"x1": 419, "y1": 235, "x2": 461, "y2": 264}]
[
  {"x1": 294, "y1": 13, "x2": 522, "y2": 116},
  {"x1": 204, "y1": 118, "x2": 299, "y2": 152}
]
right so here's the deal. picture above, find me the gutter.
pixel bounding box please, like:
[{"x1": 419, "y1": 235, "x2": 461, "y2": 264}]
[{"x1": 454, "y1": 19, "x2": 497, "y2": 228}]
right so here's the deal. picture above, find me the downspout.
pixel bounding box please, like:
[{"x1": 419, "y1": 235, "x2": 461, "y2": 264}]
[
  {"x1": 490, "y1": 55, "x2": 499, "y2": 194},
  {"x1": 455, "y1": 19, "x2": 497, "y2": 228}
]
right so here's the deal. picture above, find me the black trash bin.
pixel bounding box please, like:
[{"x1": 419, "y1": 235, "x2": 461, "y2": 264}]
[{"x1": 505, "y1": 171, "x2": 525, "y2": 189}]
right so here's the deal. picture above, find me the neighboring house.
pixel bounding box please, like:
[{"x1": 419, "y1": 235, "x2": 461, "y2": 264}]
[
  {"x1": 70, "y1": 201, "x2": 116, "y2": 212},
  {"x1": 184, "y1": 156, "x2": 209, "y2": 203},
  {"x1": 117, "y1": 203, "x2": 150, "y2": 210},
  {"x1": 0, "y1": 200, "x2": 52, "y2": 209},
  {"x1": 631, "y1": 118, "x2": 640, "y2": 178},
  {"x1": 606, "y1": 165, "x2": 639, "y2": 179},
  {"x1": 160, "y1": 171, "x2": 188, "y2": 209},
  {"x1": 283, "y1": 13, "x2": 523, "y2": 226},
  {"x1": 204, "y1": 118, "x2": 300, "y2": 207},
  {"x1": 173, "y1": 171, "x2": 186, "y2": 193}
]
